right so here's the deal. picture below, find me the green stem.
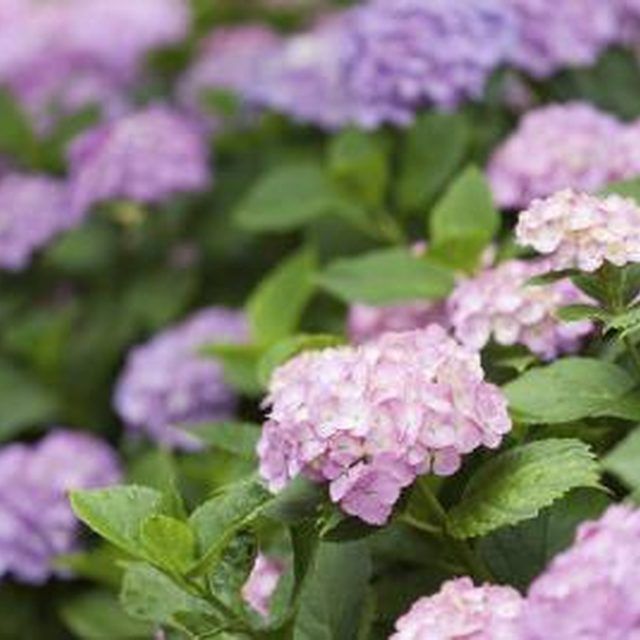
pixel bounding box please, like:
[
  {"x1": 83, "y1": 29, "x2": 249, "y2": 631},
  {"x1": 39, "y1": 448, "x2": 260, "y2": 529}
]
[
  {"x1": 624, "y1": 335, "x2": 640, "y2": 378},
  {"x1": 413, "y1": 479, "x2": 494, "y2": 584}
]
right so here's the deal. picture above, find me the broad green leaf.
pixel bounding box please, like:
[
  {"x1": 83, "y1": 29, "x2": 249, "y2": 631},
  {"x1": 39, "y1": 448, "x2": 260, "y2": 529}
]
[
  {"x1": 120, "y1": 563, "x2": 211, "y2": 625},
  {"x1": 603, "y1": 428, "x2": 640, "y2": 490},
  {"x1": 60, "y1": 590, "x2": 152, "y2": 640},
  {"x1": 191, "y1": 422, "x2": 260, "y2": 459},
  {"x1": 263, "y1": 476, "x2": 325, "y2": 525},
  {"x1": 188, "y1": 479, "x2": 271, "y2": 576},
  {"x1": 429, "y1": 166, "x2": 499, "y2": 270},
  {"x1": 328, "y1": 128, "x2": 388, "y2": 208},
  {"x1": 293, "y1": 541, "x2": 372, "y2": 640},
  {"x1": 56, "y1": 545, "x2": 125, "y2": 589},
  {"x1": 0, "y1": 88, "x2": 37, "y2": 165},
  {"x1": 396, "y1": 112, "x2": 469, "y2": 213},
  {"x1": 247, "y1": 247, "x2": 317, "y2": 344},
  {"x1": 448, "y1": 439, "x2": 601, "y2": 539},
  {"x1": 479, "y1": 488, "x2": 611, "y2": 590},
  {"x1": 203, "y1": 343, "x2": 263, "y2": 395},
  {"x1": 234, "y1": 163, "x2": 349, "y2": 232},
  {"x1": 602, "y1": 177, "x2": 640, "y2": 201},
  {"x1": 141, "y1": 515, "x2": 195, "y2": 574},
  {"x1": 317, "y1": 248, "x2": 455, "y2": 305},
  {"x1": 504, "y1": 358, "x2": 636, "y2": 423},
  {"x1": 70, "y1": 486, "x2": 166, "y2": 557},
  {"x1": 0, "y1": 359, "x2": 58, "y2": 441},
  {"x1": 257, "y1": 334, "x2": 346, "y2": 386},
  {"x1": 605, "y1": 305, "x2": 640, "y2": 337},
  {"x1": 556, "y1": 304, "x2": 610, "y2": 323}
]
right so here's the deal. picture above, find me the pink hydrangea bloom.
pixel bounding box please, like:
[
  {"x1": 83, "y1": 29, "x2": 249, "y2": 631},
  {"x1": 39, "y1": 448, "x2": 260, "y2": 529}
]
[
  {"x1": 488, "y1": 103, "x2": 624, "y2": 209},
  {"x1": 0, "y1": 429, "x2": 120, "y2": 584},
  {"x1": 506, "y1": 0, "x2": 618, "y2": 78},
  {"x1": 242, "y1": 553, "x2": 285, "y2": 618},
  {"x1": 348, "y1": 301, "x2": 449, "y2": 344},
  {"x1": 448, "y1": 259, "x2": 593, "y2": 360},
  {"x1": 522, "y1": 505, "x2": 640, "y2": 640},
  {"x1": 67, "y1": 106, "x2": 211, "y2": 215},
  {"x1": 516, "y1": 189, "x2": 640, "y2": 272},
  {"x1": 391, "y1": 577, "x2": 524, "y2": 640},
  {"x1": 258, "y1": 327, "x2": 511, "y2": 525}
]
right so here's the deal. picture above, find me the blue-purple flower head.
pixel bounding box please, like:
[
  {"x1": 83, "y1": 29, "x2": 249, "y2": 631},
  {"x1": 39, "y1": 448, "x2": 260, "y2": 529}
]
[
  {"x1": 67, "y1": 106, "x2": 211, "y2": 215},
  {"x1": 506, "y1": 0, "x2": 618, "y2": 78},
  {"x1": 114, "y1": 307, "x2": 248, "y2": 450},
  {"x1": 0, "y1": 173, "x2": 79, "y2": 271},
  {"x1": 342, "y1": 0, "x2": 516, "y2": 127},
  {"x1": 0, "y1": 429, "x2": 120, "y2": 584}
]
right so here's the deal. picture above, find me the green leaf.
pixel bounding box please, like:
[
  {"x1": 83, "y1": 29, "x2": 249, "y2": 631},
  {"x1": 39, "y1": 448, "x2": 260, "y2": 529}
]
[
  {"x1": 235, "y1": 163, "x2": 350, "y2": 232},
  {"x1": 263, "y1": 476, "x2": 325, "y2": 525},
  {"x1": 601, "y1": 177, "x2": 640, "y2": 202},
  {"x1": 247, "y1": 247, "x2": 317, "y2": 344},
  {"x1": 603, "y1": 428, "x2": 640, "y2": 490},
  {"x1": 556, "y1": 304, "x2": 610, "y2": 323},
  {"x1": 429, "y1": 166, "x2": 499, "y2": 270},
  {"x1": 503, "y1": 358, "x2": 636, "y2": 424},
  {"x1": 0, "y1": 88, "x2": 37, "y2": 165},
  {"x1": 328, "y1": 128, "x2": 388, "y2": 208},
  {"x1": 448, "y1": 439, "x2": 602, "y2": 539},
  {"x1": 396, "y1": 112, "x2": 469, "y2": 213},
  {"x1": 604, "y1": 305, "x2": 640, "y2": 337},
  {"x1": 70, "y1": 486, "x2": 166, "y2": 557},
  {"x1": 191, "y1": 422, "x2": 260, "y2": 459},
  {"x1": 120, "y1": 562, "x2": 211, "y2": 625},
  {"x1": 0, "y1": 359, "x2": 58, "y2": 441},
  {"x1": 257, "y1": 334, "x2": 346, "y2": 386},
  {"x1": 188, "y1": 479, "x2": 271, "y2": 576},
  {"x1": 479, "y1": 488, "x2": 611, "y2": 590},
  {"x1": 317, "y1": 247, "x2": 455, "y2": 305},
  {"x1": 141, "y1": 515, "x2": 195, "y2": 574},
  {"x1": 203, "y1": 343, "x2": 263, "y2": 395},
  {"x1": 293, "y1": 541, "x2": 372, "y2": 640},
  {"x1": 60, "y1": 590, "x2": 152, "y2": 640}
]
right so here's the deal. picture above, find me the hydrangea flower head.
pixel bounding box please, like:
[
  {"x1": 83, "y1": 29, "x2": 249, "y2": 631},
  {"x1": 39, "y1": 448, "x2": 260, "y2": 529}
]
[
  {"x1": 258, "y1": 327, "x2": 511, "y2": 525},
  {"x1": 242, "y1": 553, "x2": 285, "y2": 618},
  {"x1": 488, "y1": 103, "x2": 624, "y2": 209},
  {"x1": 507, "y1": 0, "x2": 618, "y2": 78},
  {"x1": 0, "y1": 173, "x2": 78, "y2": 271},
  {"x1": 68, "y1": 106, "x2": 211, "y2": 215},
  {"x1": 342, "y1": 0, "x2": 515, "y2": 127},
  {"x1": 516, "y1": 189, "x2": 640, "y2": 272},
  {"x1": 522, "y1": 505, "x2": 640, "y2": 640},
  {"x1": 0, "y1": 429, "x2": 120, "y2": 584},
  {"x1": 114, "y1": 307, "x2": 248, "y2": 450},
  {"x1": 391, "y1": 577, "x2": 524, "y2": 640},
  {"x1": 448, "y1": 259, "x2": 593, "y2": 360}
]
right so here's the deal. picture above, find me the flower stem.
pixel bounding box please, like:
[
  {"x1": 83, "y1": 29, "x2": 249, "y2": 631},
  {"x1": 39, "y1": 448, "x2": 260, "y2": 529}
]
[{"x1": 624, "y1": 335, "x2": 640, "y2": 378}]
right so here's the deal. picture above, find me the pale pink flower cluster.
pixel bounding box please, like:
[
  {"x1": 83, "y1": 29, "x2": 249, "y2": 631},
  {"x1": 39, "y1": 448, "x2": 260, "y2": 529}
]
[
  {"x1": 391, "y1": 577, "x2": 524, "y2": 640},
  {"x1": 258, "y1": 327, "x2": 511, "y2": 525},
  {"x1": 448, "y1": 259, "x2": 593, "y2": 360},
  {"x1": 241, "y1": 553, "x2": 285, "y2": 618},
  {"x1": 521, "y1": 505, "x2": 640, "y2": 639},
  {"x1": 516, "y1": 189, "x2": 640, "y2": 272}
]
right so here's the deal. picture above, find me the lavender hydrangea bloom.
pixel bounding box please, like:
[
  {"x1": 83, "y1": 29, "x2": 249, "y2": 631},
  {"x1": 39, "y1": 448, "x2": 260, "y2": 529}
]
[
  {"x1": 448, "y1": 259, "x2": 593, "y2": 360},
  {"x1": 342, "y1": 0, "x2": 516, "y2": 127},
  {"x1": 258, "y1": 327, "x2": 511, "y2": 525},
  {"x1": 506, "y1": 0, "x2": 618, "y2": 78},
  {"x1": 522, "y1": 505, "x2": 640, "y2": 639},
  {"x1": 242, "y1": 554, "x2": 285, "y2": 618},
  {"x1": 178, "y1": 25, "x2": 282, "y2": 119},
  {"x1": 67, "y1": 106, "x2": 211, "y2": 215},
  {"x1": 391, "y1": 577, "x2": 524, "y2": 640},
  {"x1": 488, "y1": 103, "x2": 624, "y2": 209},
  {"x1": 0, "y1": 173, "x2": 79, "y2": 271},
  {"x1": 0, "y1": 429, "x2": 120, "y2": 584},
  {"x1": 114, "y1": 307, "x2": 248, "y2": 450}
]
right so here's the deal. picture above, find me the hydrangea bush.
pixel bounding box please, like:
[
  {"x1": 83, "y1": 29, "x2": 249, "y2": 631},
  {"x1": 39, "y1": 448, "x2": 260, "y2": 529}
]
[{"x1": 2, "y1": 0, "x2": 640, "y2": 638}]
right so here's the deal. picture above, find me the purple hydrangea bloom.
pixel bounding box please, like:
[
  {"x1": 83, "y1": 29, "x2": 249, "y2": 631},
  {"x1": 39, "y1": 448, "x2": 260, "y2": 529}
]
[
  {"x1": 114, "y1": 307, "x2": 248, "y2": 450},
  {"x1": 506, "y1": 0, "x2": 618, "y2": 78},
  {"x1": 258, "y1": 327, "x2": 511, "y2": 525},
  {"x1": 522, "y1": 505, "x2": 640, "y2": 640},
  {"x1": 342, "y1": 0, "x2": 516, "y2": 127},
  {"x1": 0, "y1": 173, "x2": 79, "y2": 271},
  {"x1": 0, "y1": 429, "x2": 120, "y2": 584},
  {"x1": 448, "y1": 259, "x2": 594, "y2": 360},
  {"x1": 391, "y1": 577, "x2": 524, "y2": 640},
  {"x1": 488, "y1": 102, "x2": 625, "y2": 209},
  {"x1": 67, "y1": 106, "x2": 211, "y2": 215}
]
